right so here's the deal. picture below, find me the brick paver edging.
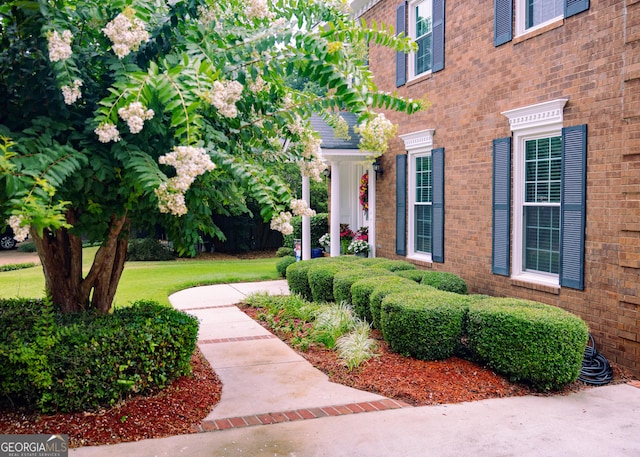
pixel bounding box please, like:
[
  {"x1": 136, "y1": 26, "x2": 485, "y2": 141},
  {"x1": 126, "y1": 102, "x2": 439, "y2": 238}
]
[
  {"x1": 198, "y1": 334, "x2": 278, "y2": 345},
  {"x1": 191, "y1": 399, "x2": 411, "y2": 433}
]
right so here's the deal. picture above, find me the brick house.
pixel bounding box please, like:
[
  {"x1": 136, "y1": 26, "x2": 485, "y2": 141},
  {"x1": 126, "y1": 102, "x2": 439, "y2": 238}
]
[{"x1": 348, "y1": 0, "x2": 640, "y2": 377}]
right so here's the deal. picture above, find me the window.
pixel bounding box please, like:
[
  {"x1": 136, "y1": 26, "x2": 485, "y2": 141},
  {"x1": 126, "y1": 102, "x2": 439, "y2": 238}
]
[
  {"x1": 396, "y1": 0, "x2": 445, "y2": 86},
  {"x1": 523, "y1": 136, "x2": 561, "y2": 275},
  {"x1": 494, "y1": 0, "x2": 590, "y2": 47},
  {"x1": 410, "y1": 0, "x2": 433, "y2": 77},
  {"x1": 524, "y1": 0, "x2": 563, "y2": 30},
  {"x1": 494, "y1": 99, "x2": 588, "y2": 290},
  {"x1": 414, "y1": 154, "x2": 433, "y2": 254},
  {"x1": 399, "y1": 129, "x2": 445, "y2": 263}
]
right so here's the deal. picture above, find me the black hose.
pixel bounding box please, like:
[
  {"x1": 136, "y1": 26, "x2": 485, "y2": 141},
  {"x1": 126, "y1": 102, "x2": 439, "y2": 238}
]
[{"x1": 578, "y1": 334, "x2": 613, "y2": 386}]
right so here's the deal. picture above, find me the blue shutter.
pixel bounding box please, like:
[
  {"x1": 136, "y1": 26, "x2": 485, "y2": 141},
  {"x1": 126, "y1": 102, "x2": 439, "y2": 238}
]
[
  {"x1": 396, "y1": 2, "x2": 407, "y2": 87},
  {"x1": 494, "y1": 0, "x2": 513, "y2": 47},
  {"x1": 565, "y1": 0, "x2": 589, "y2": 18},
  {"x1": 431, "y1": 0, "x2": 445, "y2": 73},
  {"x1": 560, "y1": 125, "x2": 587, "y2": 290},
  {"x1": 492, "y1": 137, "x2": 511, "y2": 276},
  {"x1": 432, "y1": 148, "x2": 445, "y2": 262},
  {"x1": 396, "y1": 154, "x2": 407, "y2": 256}
]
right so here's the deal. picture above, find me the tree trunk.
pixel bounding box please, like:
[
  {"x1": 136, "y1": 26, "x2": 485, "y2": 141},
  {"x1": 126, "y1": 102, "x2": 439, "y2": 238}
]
[{"x1": 31, "y1": 209, "x2": 130, "y2": 314}]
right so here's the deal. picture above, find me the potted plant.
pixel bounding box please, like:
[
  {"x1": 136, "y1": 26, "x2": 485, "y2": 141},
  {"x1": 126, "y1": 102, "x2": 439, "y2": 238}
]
[
  {"x1": 319, "y1": 233, "x2": 330, "y2": 254},
  {"x1": 348, "y1": 238, "x2": 370, "y2": 257}
]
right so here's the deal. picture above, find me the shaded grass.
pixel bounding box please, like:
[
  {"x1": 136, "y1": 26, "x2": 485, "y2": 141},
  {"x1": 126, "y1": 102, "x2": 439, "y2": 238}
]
[{"x1": 0, "y1": 247, "x2": 279, "y2": 307}]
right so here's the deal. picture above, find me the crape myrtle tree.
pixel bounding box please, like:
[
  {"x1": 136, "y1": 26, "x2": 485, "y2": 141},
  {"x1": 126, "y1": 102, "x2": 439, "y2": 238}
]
[{"x1": 0, "y1": 0, "x2": 422, "y2": 313}]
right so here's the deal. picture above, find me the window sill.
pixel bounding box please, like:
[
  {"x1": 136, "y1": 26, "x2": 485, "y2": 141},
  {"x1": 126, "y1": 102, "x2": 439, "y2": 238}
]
[
  {"x1": 407, "y1": 72, "x2": 433, "y2": 87},
  {"x1": 513, "y1": 18, "x2": 564, "y2": 45},
  {"x1": 407, "y1": 253, "x2": 433, "y2": 268},
  {"x1": 510, "y1": 275, "x2": 561, "y2": 295}
]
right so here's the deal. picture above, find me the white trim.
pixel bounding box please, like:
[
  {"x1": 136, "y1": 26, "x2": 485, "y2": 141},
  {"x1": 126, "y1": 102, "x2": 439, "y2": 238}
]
[
  {"x1": 401, "y1": 129, "x2": 435, "y2": 263},
  {"x1": 407, "y1": 0, "x2": 433, "y2": 81},
  {"x1": 514, "y1": 0, "x2": 564, "y2": 37},
  {"x1": 505, "y1": 99, "x2": 566, "y2": 287},
  {"x1": 502, "y1": 98, "x2": 568, "y2": 132},
  {"x1": 400, "y1": 129, "x2": 435, "y2": 152}
]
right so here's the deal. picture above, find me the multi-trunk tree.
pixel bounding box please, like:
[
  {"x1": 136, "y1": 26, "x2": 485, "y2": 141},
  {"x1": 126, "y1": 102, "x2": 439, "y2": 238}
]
[{"x1": 0, "y1": 0, "x2": 422, "y2": 313}]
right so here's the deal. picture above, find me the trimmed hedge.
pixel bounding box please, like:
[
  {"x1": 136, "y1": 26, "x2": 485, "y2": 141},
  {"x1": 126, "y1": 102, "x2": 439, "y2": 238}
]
[
  {"x1": 308, "y1": 263, "x2": 345, "y2": 303},
  {"x1": 276, "y1": 247, "x2": 295, "y2": 257},
  {"x1": 127, "y1": 238, "x2": 176, "y2": 261},
  {"x1": 332, "y1": 268, "x2": 389, "y2": 306},
  {"x1": 368, "y1": 277, "x2": 422, "y2": 329},
  {"x1": 276, "y1": 256, "x2": 296, "y2": 277},
  {"x1": 285, "y1": 260, "x2": 316, "y2": 300},
  {"x1": 381, "y1": 289, "x2": 471, "y2": 360},
  {"x1": 351, "y1": 276, "x2": 396, "y2": 322},
  {"x1": 466, "y1": 298, "x2": 589, "y2": 390},
  {"x1": 376, "y1": 260, "x2": 418, "y2": 272},
  {"x1": 0, "y1": 299, "x2": 198, "y2": 413},
  {"x1": 396, "y1": 270, "x2": 468, "y2": 294}
]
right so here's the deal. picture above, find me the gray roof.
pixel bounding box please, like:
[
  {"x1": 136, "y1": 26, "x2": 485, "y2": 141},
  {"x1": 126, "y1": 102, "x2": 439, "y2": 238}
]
[{"x1": 309, "y1": 112, "x2": 362, "y2": 150}]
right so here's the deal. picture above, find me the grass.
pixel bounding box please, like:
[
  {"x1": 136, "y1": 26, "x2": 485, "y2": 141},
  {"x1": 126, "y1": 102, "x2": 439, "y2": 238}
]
[{"x1": 0, "y1": 246, "x2": 280, "y2": 307}]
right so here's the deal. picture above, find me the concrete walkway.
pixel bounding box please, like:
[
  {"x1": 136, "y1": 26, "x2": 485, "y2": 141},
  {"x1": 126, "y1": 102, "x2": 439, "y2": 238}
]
[{"x1": 70, "y1": 281, "x2": 640, "y2": 457}]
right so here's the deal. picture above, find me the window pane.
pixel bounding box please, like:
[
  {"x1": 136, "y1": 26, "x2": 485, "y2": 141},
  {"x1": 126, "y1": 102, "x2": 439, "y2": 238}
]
[
  {"x1": 523, "y1": 206, "x2": 560, "y2": 274},
  {"x1": 524, "y1": 136, "x2": 562, "y2": 203},
  {"x1": 415, "y1": 204, "x2": 432, "y2": 254},
  {"x1": 414, "y1": 1, "x2": 432, "y2": 75},
  {"x1": 415, "y1": 35, "x2": 432, "y2": 75},
  {"x1": 415, "y1": 155, "x2": 432, "y2": 203},
  {"x1": 526, "y1": 0, "x2": 563, "y2": 28}
]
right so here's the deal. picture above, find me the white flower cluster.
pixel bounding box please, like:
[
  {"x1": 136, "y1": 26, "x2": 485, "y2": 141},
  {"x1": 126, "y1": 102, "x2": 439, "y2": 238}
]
[
  {"x1": 61, "y1": 79, "x2": 83, "y2": 105},
  {"x1": 204, "y1": 80, "x2": 244, "y2": 118},
  {"x1": 323, "y1": 0, "x2": 352, "y2": 14},
  {"x1": 298, "y1": 159, "x2": 327, "y2": 182},
  {"x1": 118, "y1": 102, "x2": 154, "y2": 134},
  {"x1": 48, "y1": 30, "x2": 73, "y2": 62},
  {"x1": 102, "y1": 12, "x2": 150, "y2": 59},
  {"x1": 290, "y1": 199, "x2": 316, "y2": 217},
  {"x1": 159, "y1": 146, "x2": 216, "y2": 191},
  {"x1": 249, "y1": 75, "x2": 269, "y2": 94},
  {"x1": 247, "y1": 0, "x2": 275, "y2": 20},
  {"x1": 270, "y1": 211, "x2": 293, "y2": 235},
  {"x1": 155, "y1": 146, "x2": 216, "y2": 216},
  {"x1": 7, "y1": 215, "x2": 29, "y2": 242},
  {"x1": 94, "y1": 123, "x2": 121, "y2": 143},
  {"x1": 302, "y1": 135, "x2": 322, "y2": 159},
  {"x1": 155, "y1": 183, "x2": 188, "y2": 216},
  {"x1": 354, "y1": 113, "x2": 398, "y2": 156},
  {"x1": 331, "y1": 114, "x2": 351, "y2": 140},
  {"x1": 287, "y1": 116, "x2": 306, "y2": 136}
]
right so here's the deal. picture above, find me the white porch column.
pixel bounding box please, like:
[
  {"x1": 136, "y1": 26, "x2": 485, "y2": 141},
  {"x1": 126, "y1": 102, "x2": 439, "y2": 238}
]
[
  {"x1": 330, "y1": 162, "x2": 341, "y2": 257},
  {"x1": 302, "y1": 174, "x2": 311, "y2": 260},
  {"x1": 368, "y1": 166, "x2": 376, "y2": 258}
]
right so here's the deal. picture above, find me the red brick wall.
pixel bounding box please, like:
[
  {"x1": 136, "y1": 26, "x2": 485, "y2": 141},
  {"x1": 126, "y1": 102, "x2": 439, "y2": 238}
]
[{"x1": 363, "y1": 0, "x2": 640, "y2": 376}]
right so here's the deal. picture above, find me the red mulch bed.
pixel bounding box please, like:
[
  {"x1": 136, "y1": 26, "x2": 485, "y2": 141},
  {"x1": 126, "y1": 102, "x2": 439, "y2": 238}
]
[
  {"x1": 0, "y1": 351, "x2": 221, "y2": 448},
  {"x1": 1, "y1": 296, "x2": 632, "y2": 448}
]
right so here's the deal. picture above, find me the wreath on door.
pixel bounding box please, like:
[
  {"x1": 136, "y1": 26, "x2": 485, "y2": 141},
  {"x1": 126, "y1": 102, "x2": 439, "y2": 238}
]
[{"x1": 359, "y1": 172, "x2": 368, "y2": 213}]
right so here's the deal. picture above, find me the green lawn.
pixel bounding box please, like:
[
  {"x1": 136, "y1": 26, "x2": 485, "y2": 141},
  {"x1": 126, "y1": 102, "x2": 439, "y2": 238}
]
[{"x1": 0, "y1": 246, "x2": 280, "y2": 307}]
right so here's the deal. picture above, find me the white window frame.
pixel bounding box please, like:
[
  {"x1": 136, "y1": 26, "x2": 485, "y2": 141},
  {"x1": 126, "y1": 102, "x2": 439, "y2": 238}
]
[
  {"x1": 400, "y1": 129, "x2": 435, "y2": 263},
  {"x1": 515, "y1": 0, "x2": 564, "y2": 37},
  {"x1": 407, "y1": 0, "x2": 432, "y2": 81},
  {"x1": 502, "y1": 99, "x2": 568, "y2": 287}
]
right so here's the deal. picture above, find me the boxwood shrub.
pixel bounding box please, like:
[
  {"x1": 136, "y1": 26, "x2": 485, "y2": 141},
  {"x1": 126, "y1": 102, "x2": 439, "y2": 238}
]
[
  {"x1": 285, "y1": 260, "x2": 316, "y2": 300},
  {"x1": 396, "y1": 270, "x2": 468, "y2": 294},
  {"x1": 127, "y1": 238, "x2": 176, "y2": 261},
  {"x1": 332, "y1": 268, "x2": 389, "y2": 306},
  {"x1": 0, "y1": 299, "x2": 198, "y2": 413},
  {"x1": 308, "y1": 263, "x2": 344, "y2": 303},
  {"x1": 276, "y1": 256, "x2": 296, "y2": 277},
  {"x1": 381, "y1": 289, "x2": 471, "y2": 360},
  {"x1": 368, "y1": 277, "x2": 422, "y2": 329},
  {"x1": 466, "y1": 298, "x2": 589, "y2": 391},
  {"x1": 350, "y1": 276, "x2": 398, "y2": 322}
]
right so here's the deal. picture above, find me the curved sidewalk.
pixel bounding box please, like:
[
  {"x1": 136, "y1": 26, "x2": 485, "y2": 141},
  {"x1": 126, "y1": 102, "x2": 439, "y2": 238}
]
[{"x1": 71, "y1": 280, "x2": 640, "y2": 457}]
